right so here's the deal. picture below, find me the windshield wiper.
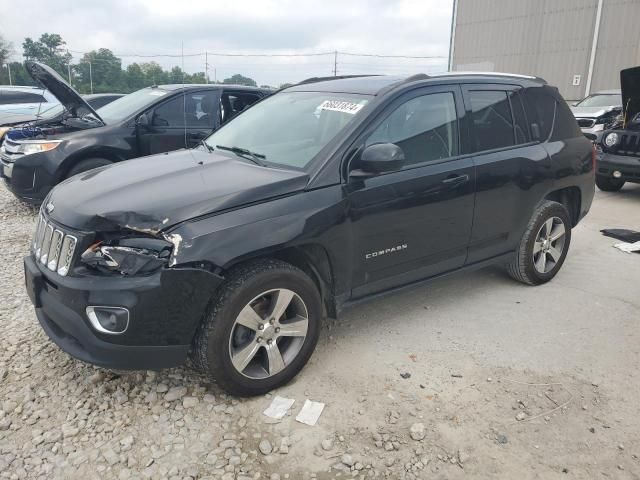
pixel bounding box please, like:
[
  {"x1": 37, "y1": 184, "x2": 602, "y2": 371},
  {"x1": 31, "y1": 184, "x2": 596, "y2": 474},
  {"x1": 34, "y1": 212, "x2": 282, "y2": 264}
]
[
  {"x1": 200, "y1": 139, "x2": 214, "y2": 153},
  {"x1": 215, "y1": 145, "x2": 266, "y2": 166}
]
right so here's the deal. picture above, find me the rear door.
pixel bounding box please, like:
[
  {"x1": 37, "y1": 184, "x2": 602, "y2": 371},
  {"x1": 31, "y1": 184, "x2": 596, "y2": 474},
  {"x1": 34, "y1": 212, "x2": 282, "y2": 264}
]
[
  {"x1": 347, "y1": 85, "x2": 476, "y2": 298},
  {"x1": 138, "y1": 90, "x2": 220, "y2": 155},
  {"x1": 462, "y1": 84, "x2": 552, "y2": 263}
]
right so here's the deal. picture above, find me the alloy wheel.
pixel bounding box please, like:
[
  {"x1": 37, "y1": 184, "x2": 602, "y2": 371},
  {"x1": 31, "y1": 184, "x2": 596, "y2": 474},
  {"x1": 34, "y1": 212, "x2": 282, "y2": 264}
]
[
  {"x1": 228, "y1": 288, "x2": 309, "y2": 379},
  {"x1": 533, "y1": 216, "x2": 566, "y2": 274}
]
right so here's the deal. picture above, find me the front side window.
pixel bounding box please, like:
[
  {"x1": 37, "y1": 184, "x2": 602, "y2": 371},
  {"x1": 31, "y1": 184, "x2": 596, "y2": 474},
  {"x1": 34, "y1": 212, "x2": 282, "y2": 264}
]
[
  {"x1": 366, "y1": 92, "x2": 459, "y2": 166},
  {"x1": 205, "y1": 92, "x2": 370, "y2": 170},
  {"x1": 151, "y1": 91, "x2": 218, "y2": 128},
  {"x1": 469, "y1": 90, "x2": 514, "y2": 151}
]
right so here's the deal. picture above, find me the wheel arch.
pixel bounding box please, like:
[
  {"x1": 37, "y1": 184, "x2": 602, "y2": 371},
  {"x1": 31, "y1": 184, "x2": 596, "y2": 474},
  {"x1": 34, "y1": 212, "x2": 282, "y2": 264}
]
[
  {"x1": 544, "y1": 186, "x2": 581, "y2": 227},
  {"x1": 59, "y1": 147, "x2": 125, "y2": 181}
]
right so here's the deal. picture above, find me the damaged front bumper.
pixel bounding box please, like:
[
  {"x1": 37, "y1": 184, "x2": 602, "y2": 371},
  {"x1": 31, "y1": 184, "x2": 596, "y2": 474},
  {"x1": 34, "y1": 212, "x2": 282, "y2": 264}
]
[{"x1": 24, "y1": 254, "x2": 223, "y2": 370}]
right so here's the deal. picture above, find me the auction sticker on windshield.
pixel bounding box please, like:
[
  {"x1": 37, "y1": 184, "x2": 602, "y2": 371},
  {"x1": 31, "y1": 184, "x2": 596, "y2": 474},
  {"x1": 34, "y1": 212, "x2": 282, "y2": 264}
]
[{"x1": 318, "y1": 100, "x2": 365, "y2": 115}]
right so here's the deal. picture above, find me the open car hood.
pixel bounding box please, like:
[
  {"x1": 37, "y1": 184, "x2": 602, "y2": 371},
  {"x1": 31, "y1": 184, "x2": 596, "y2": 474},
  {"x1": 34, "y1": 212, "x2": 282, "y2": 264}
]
[
  {"x1": 24, "y1": 61, "x2": 104, "y2": 125},
  {"x1": 621, "y1": 66, "x2": 640, "y2": 127}
]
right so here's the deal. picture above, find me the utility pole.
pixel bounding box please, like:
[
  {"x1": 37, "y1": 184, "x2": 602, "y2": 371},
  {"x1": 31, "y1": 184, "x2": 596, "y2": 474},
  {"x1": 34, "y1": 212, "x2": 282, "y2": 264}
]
[
  {"x1": 333, "y1": 50, "x2": 338, "y2": 76},
  {"x1": 205, "y1": 51, "x2": 209, "y2": 83},
  {"x1": 214, "y1": 68, "x2": 217, "y2": 83},
  {"x1": 88, "y1": 61, "x2": 93, "y2": 94},
  {"x1": 67, "y1": 49, "x2": 72, "y2": 86},
  {"x1": 6, "y1": 63, "x2": 12, "y2": 85}
]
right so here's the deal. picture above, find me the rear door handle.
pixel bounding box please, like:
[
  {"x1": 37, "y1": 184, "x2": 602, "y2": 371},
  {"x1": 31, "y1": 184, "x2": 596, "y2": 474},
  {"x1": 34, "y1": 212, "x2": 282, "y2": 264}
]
[{"x1": 441, "y1": 174, "x2": 470, "y2": 185}]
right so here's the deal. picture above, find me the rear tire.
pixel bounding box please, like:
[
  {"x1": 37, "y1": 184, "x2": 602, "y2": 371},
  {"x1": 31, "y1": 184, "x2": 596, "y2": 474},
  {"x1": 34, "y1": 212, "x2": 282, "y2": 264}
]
[
  {"x1": 595, "y1": 175, "x2": 625, "y2": 192},
  {"x1": 190, "y1": 259, "x2": 322, "y2": 396},
  {"x1": 66, "y1": 158, "x2": 113, "y2": 179},
  {"x1": 507, "y1": 200, "x2": 572, "y2": 285}
]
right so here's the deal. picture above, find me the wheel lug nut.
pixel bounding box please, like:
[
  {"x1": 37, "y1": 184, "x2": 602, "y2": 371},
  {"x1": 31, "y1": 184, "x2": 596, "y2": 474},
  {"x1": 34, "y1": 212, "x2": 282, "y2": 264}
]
[
  {"x1": 257, "y1": 337, "x2": 262, "y2": 343},
  {"x1": 267, "y1": 339, "x2": 272, "y2": 345},
  {"x1": 275, "y1": 327, "x2": 280, "y2": 333},
  {"x1": 258, "y1": 324, "x2": 264, "y2": 330}
]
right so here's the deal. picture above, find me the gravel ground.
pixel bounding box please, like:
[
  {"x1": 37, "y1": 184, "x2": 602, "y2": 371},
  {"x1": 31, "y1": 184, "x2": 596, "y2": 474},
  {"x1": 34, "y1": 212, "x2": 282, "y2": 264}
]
[{"x1": 1, "y1": 183, "x2": 639, "y2": 480}]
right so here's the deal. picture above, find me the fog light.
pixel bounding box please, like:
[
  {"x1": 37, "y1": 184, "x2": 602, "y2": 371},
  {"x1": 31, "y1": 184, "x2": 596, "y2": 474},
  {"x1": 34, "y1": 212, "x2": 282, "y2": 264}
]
[
  {"x1": 613, "y1": 170, "x2": 622, "y2": 178},
  {"x1": 86, "y1": 306, "x2": 129, "y2": 334}
]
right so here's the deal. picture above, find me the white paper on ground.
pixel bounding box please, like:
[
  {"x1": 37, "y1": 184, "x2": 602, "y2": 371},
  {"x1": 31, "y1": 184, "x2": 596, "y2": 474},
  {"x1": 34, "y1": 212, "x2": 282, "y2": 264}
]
[
  {"x1": 263, "y1": 396, "x2": 295, "y2": 419},
  {"x1": 613, "y1": 241, "x2": 640, "y2": 253},
  {"x1": 295, "y1": 399, "x2": 325, "y2": 426}
]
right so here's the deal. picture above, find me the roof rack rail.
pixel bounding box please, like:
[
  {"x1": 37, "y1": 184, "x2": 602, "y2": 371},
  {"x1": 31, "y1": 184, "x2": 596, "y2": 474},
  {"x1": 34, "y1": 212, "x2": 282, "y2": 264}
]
[
  {"x1": 403, "y1": 73, "x2": 430, "y2": 82},
  {"x1": 296, "y1": 74, "x2": 380, "y2": 86}
]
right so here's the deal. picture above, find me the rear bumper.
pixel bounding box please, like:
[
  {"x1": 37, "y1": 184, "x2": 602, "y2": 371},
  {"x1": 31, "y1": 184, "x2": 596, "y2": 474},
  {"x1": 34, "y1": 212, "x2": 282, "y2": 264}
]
[
  {"x1": 24, "y1": 255, "x2": 224, "y2": 370},
  {"x1": 597, "y1": 153, "x2": 640, "y2": 183}
]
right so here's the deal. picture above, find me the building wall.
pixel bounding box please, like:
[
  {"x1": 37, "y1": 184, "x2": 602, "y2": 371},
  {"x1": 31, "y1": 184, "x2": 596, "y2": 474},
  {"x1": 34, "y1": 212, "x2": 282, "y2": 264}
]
[{"x1": 452, "y1": 0, "x2": 640, "y2": 100}]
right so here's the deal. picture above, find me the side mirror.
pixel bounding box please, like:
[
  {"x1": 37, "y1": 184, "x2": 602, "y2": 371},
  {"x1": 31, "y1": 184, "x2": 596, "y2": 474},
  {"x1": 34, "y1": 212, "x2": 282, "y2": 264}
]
[
  {"x1": 136, "y1": 113, "x2": 150, "y2": 129},
  {"x1": 351, "y1": 143, "x2": 404, "y2": 178}
]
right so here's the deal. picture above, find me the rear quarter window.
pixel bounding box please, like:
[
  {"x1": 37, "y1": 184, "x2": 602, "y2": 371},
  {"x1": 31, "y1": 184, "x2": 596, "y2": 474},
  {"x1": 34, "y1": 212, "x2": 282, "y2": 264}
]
[
  {"x1": 551, "y1": 98, "x2": 583, "y2": 140},
  {"x1": 522, "y1": 87, "x2": 555, "y2": 141}
]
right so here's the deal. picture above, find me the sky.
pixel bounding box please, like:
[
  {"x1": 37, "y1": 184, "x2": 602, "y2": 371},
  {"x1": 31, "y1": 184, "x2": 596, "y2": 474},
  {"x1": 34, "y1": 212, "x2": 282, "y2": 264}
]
[{"x1": 1, "y1": 0, "x2": 454, "y2": 86}]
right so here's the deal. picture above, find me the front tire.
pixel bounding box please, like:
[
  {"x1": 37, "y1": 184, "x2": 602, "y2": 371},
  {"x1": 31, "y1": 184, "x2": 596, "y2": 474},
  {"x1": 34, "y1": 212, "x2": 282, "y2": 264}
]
[
  {"x1": 596, "y1": 175, "x2": 625, "y2": 192},
  {"x1": 191, "y1": 259, "x2": 322, "y2": 396},
  {"x1": 507, "y1": 200, "x2": 572, "y2": 285}
]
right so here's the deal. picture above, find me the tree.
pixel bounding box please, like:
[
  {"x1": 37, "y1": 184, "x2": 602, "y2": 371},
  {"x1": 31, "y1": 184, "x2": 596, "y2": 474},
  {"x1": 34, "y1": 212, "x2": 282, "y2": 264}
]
[
  {"x1": 0, "y1": 34, "x2": 13, "y2": 67},
  {"x1": 125, "y1": 63, "x2": 146, "y2": 91},
  {"x1": 22, "y1": 33, "x2": 72, "y2": 77},
  {"x1": 223, "y1": 74, "x2": 257, "y2": 87},
  {"x1": 75, "y1": 48, "x2": 123, "y2": 93},
  {"x1": 139, "y1": 62, "x2": 167, "y2": 86}
]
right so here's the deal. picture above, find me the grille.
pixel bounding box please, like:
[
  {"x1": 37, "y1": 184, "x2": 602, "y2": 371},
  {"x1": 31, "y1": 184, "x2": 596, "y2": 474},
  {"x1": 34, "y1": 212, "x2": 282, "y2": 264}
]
[
  {"x1": 32, "y1": 214, "x2": 77, "y2": 276},
  {"x1": 0, "y1": 138, "x2": 23, "y2": 164},
  {"x1": 576, "y1": 118, "x2": 595, "y2": 128},
  {"x1": 617, "y1": 132, "x2": 640, "y2": 156}
]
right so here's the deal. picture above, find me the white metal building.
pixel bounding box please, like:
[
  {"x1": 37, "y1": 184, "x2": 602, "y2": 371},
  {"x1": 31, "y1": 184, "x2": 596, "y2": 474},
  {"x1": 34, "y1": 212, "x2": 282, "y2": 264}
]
[{"x1": 449, "y1": 0, "x2": 640, "y2": 100}]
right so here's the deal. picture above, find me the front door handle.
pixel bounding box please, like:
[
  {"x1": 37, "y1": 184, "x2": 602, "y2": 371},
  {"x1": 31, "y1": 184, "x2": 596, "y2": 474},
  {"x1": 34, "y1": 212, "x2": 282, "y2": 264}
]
[{"x1": 441, "y1": 174, "x2": 470, "y2": 185}]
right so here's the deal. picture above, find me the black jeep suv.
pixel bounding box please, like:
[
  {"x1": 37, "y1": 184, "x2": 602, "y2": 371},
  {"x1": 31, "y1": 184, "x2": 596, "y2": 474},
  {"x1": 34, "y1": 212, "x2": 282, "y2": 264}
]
[
  {"x1": 0, "y1": 61, "x2": 269, "y2": 204},
  {"x1": 596, "y1": 66, "x2": 640, "y2": 191},
  {"x1": 24, "y1": 73, "x2": 595, "y2": 396}
]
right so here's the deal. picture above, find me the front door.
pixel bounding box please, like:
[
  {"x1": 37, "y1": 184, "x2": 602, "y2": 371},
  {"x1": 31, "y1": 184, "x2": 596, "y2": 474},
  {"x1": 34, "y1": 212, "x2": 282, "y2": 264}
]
[
  {"x1": 138, "y1": 90, "x2": 220, "y2": 155},
  {"x1": 347, "y1": 86, "x2": 476, "y2": 298}
]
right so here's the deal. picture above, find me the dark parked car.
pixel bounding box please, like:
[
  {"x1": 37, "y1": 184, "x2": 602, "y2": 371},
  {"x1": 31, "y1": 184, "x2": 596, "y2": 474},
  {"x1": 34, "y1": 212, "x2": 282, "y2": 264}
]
[
  {"x1": 1, "y1": 61, "x2": 270, "y2": 203},
  {"x1": 25, "y1": 72, "x2": 595, "y2": 395},
  {"x1": 0, "y1": 93, "x2": 124, "y2": 141},
  {"x1": 595, "y1": 66, "x2": 640, "y2": 191}
]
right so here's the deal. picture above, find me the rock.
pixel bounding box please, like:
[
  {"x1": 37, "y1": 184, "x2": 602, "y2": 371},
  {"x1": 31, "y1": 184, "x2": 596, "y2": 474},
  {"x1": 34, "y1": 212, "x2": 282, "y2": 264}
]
[
  {"x1": 259, "y1": 439, "x2": 273, "y2": 455},
  {"x1": 458, "y1": 449, "x2": 470, "y2": 464},
  {"x1": 410, "y1": 423, "x2": 426, "y2": 441},
  {"x1": 156, "y1": 383, "x2": 169, "y2": 393},
  {"x1": 385, "y1": 458, "x2": 395, "y2": 467},
  {"x1": 321, "y1": 438, "x2": 334, "y2": 451},
  {"x1": 497, "y1": 434, "x2": 508, "y2": 444},
  {"x1": 515, "y1": 412, "x2": 527, "y2": 421},
  {"x1": 400, "y1": 372, "x2": 411, "y2": 379},
  {"x1": 0, "y1": 418, "x2": 11, "y2": 431},
  {"x1": 270, "y1": 475, "x2": 281, "y2": 480},
  {"x1": 164, "y1": 386, "x2": 188, "y2": 402},
  {"x1": 89, "y1": 372, "x2": 105, "y2": 384},
  {"x1": 341, "y1": 454, "x2": 355, "y2": 467},
  {"x1": 182, "y1": 397, "x2": 199, "y2": 408},
  {"x1": 280, "y1": 437, "x2": 290, "y2": 454}
]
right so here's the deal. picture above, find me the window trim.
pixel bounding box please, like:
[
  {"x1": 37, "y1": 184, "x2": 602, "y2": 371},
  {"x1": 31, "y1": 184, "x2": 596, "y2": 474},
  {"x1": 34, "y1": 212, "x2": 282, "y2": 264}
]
[{"x1": 343, "y1": 85, "x2": 466, "y2": 178}]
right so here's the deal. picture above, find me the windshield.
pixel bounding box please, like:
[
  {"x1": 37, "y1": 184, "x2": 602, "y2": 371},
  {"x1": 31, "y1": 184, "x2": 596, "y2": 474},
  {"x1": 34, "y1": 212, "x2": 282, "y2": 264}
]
[
  {"x1": 205, "y1": 91, "x2": 371, "y2": 170},
  {"x1": 575, "y1": 94, "x2": 622, "y2": 108},
  {"x1": 97, "y1": 88, "x2": 169, "y2": 123}
]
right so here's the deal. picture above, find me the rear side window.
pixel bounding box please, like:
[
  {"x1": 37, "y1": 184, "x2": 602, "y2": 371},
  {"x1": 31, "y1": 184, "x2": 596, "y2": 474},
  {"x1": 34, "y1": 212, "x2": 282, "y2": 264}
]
[
  {"x1": 509, "y1": 91, "x2": 530, "y2": 144},
  {"x1": 468, "y1": 90, "x2": 514, "y2": 151},
  {"x1": 0, "y1": 91, "x2": 47, "y2": 104},
  {"x1": 522, "y1": 87, "x2": 555, "y2": 141},
  {"x1": 551, "y1": 99, "x2": 583, "y2": 140}
]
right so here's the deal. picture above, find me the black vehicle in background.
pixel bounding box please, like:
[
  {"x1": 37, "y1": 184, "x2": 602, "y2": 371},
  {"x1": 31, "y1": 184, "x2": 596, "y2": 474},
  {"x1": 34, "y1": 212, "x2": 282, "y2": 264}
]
[
  {"x1": 1, "y1": 61, "x2": 270, "y2": 204},
  {"x1": 596, "y1": 66, "x2": 640, "y2": 191},
  {"x1": 24, "y1": 72, "x2": 594, "y2": 396},
  {"x1": 0, "y1": 94, "x2": 124, "y2": 141}
]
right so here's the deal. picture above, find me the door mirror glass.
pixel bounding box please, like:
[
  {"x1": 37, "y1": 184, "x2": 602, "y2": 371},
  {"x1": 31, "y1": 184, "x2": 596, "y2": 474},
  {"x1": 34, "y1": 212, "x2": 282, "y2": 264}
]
[{"x1": 356, "y1": 143, "x2": 405, "y2": 175}]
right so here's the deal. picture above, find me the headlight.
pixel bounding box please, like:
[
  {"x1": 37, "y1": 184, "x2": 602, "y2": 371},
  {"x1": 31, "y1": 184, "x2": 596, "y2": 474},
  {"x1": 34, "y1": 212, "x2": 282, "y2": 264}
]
[
  {"x1": 17, "y1": 140, "x2": 62, "y2": 156},
  {"x1": 81, "y1": 237, "x2": 173, "y2": 275},
  {"x1": 604, "y1": 132, "x2": 619, "y2": 148},
  {"x1": 0, "y1": 126, "x2": 10, "y2": 139}
]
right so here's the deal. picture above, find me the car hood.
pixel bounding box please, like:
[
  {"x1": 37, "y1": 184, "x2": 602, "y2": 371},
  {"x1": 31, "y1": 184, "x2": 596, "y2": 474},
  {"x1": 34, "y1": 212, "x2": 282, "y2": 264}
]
[
  {"x1": 24, "y1": 61, "x2": 104, "y2": 125},
  {"x1": 46, "y1": 149, "x2": 309, "y2": 233},
  {"x1": 0, "y1": 112, "x2": 38, "y2": 127},
  {"x1": 621, "y1": 66, "x2": 640, "y2": 126},
  {"x1": 570, "y1": 106, "x2": 617, "y2": 118}
]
